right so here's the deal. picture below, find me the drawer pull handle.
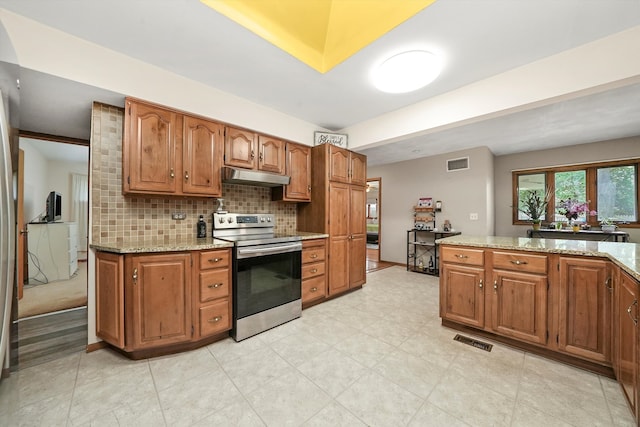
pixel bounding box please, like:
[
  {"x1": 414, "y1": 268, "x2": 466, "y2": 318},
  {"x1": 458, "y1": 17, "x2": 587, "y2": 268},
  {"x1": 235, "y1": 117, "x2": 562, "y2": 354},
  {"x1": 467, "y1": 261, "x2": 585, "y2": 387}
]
[
  {"x1": 208, "y1": 283, "x2": 223, "y2": 289},
  {"x1": 494, "y1": 280, "x2": 498, "y2": 291},
  {"x1": 456, "y1": 254, "x2": 468, "y2": 259},
  {"x1": 310, "y1": 254, "x2": 318, "y2": 259},
  {"x1": 510, "y1": 260, "x2": 528, "y2": 265},
  {"x1": 208, "y1": 316, "x2": 222, "y2": 323},
  {"x1": 479, "y1": 279, "x2": 483, "y2": 289},
  {"x1": 605, "y1": 277, "x2": 612, "y2": 292},
  {"x1": 209, "y1": 258, "x2": 222, "y2": 263},
  {"x1": 628, "y1": 300, "x2": 638, "y2": 325},
  {"x1": 311, "y1": 287, "x2": 318, "y2": 292},
  {"x1": 132, "y1": 268, "x2": 138, "y2": 284},
  {"x1": 310, "y1": 268, "x2": 318, "y2": 273}
]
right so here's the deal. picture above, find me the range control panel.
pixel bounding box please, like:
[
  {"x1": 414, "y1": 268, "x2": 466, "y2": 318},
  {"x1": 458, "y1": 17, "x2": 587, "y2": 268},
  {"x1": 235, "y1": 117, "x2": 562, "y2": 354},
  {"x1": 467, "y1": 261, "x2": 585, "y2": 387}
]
[{"x1": 213, "y1": 213, "x2": 274, "y2": 229}]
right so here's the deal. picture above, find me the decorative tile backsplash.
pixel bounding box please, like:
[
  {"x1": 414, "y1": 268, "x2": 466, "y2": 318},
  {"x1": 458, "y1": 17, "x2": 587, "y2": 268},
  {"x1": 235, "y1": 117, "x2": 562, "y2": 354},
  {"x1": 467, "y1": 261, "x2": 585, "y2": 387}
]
[{"x1": 90, "y1": 102, "x2": 296, "y2": 245}]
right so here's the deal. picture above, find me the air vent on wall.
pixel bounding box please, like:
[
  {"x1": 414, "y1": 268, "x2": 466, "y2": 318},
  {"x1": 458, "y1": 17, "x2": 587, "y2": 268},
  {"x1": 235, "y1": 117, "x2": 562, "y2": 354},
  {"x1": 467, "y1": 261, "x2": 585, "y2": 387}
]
[{"x1": 447, "y1": 157, "x2": 469, "y2": 172}]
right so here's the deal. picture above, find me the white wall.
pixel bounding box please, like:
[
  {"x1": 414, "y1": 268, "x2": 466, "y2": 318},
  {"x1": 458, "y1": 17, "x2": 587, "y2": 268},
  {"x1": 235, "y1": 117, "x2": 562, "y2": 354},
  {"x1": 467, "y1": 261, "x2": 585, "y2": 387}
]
[
  {"x1": 19, "y1": 139, "x2": 48, "y2": 222},
  {"x1": 494, "y1": 136, "x2": 640, "y2": 242},
  {"x1": 48, "y1": 158, "x2": 89, "y2": 222},
  {"x1": 368, "y1": 146, "x2": 494, "y2": 264}
]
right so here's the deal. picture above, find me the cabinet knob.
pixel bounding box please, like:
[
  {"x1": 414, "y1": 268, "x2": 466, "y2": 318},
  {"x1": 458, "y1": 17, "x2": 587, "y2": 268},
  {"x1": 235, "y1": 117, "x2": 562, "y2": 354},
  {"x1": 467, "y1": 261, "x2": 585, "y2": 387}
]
[
  {"x1": 250, "y1": 150, "x2": 255, "y2": 159},
  {"x1": 605, "y1": 277, "x2": 612, "y2": 292},
  {"x1": 208, "y1": 282, "x2": 223, "y2": 289},
  {"x1": 510, "y1": 260, "x2": 527, "y2": 265},
  {"x1": 209, "y1": 258, "x2": 222, "y2": 263},
  {"x1": 310, "y1": 268, "x2": 318, "y2": 273},
  {"x1": 311, "y1": 287, "x2": 318, "y2": 292},
  {"x1": 208, "y1": 316, "x2": 222, "y2": 323},
  {"x1": 479, "y1": 279, "x2": 483, "y2": 289},
  {"x1": 456, "y1": 254, "x2": 469, "y2": 259},
  {"x1": 132, "y1": 268, "x2": 138, "y2": 284},
  {"x1": 628, "y1": 300, "x2": 638, "y2": 325},
  {"x1": 494, "y1": 280, "x2": 498, "y2": 291},
  {"x1": 184, "y1": 171, "x2": 189, "y2": 180},
  {"x1": 310, "y1": 254, "x2": 318, "y2": 259},
  {"x1": 170, "y1": 168, "x2": 175, "y2": 178},
  {"x1": 259, "y1": 152, "x2": 264, "y2": 161},
  {"x1": 308, "y1": 185, "x2": 311, "y2": 192}
]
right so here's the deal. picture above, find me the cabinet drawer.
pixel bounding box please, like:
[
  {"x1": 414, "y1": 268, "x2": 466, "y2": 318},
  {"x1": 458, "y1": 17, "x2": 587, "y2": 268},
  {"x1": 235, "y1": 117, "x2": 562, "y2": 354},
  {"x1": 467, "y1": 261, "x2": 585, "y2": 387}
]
[
  {"x1": 302, "y1": 262, "x2": 325, "y2": 280},
  {"x1": 199, "y1": 250, "x2": 230, "y2": 270},
  {"x1": 199, "y1": 299, "x2": 231, "y2": 336},
  {"x1": 492, "y1": 251, "x2": 547, "y2": 274},
  {"x1": 302, "y1": 247, "x2": 325, "y2": 264},
  {"x1": 441, "y1": 246, "x2": 484, "y2": 266},
  {"x1": 199, "y1": 269, "x2": 230, "y2": 302},
  {"x1": 302, "y1": 275, "x2": 326, "y2": 303}
]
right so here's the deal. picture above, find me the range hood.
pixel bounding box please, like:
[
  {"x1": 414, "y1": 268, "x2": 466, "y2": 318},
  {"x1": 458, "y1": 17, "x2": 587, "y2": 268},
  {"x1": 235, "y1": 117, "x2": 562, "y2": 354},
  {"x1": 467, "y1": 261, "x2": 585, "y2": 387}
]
[{"x1": 222, "y1": 166, "x2": 290, "y2": 187}]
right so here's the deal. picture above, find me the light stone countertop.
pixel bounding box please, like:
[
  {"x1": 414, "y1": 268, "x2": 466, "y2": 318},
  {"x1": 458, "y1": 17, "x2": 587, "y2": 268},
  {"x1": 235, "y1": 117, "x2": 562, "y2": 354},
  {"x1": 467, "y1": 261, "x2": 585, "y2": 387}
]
[
  {"x1": 436, "y1": 235, "x2": 640, "y2": 282},
  {"x1": 91, "y1": 232, "x2": 328, "y2": 254}
]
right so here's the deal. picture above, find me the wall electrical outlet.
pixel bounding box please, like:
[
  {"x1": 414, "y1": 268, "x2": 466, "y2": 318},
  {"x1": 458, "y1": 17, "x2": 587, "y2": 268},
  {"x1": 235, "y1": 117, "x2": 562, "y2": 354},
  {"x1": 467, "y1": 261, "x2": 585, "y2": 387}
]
[
  {"x1": 469, "y1": 213, "x2": 479, "y2": 220},
  {"x1": 172, "y1": 212, "x2": 186, "y2": 220}
]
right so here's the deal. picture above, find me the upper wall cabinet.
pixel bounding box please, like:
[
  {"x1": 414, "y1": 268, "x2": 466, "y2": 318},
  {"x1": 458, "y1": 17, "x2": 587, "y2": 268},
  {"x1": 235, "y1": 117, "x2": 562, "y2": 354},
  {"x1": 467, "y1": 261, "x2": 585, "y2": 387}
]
[
  {"x1": 328, "y1": 144, "x2": 367, "y2": 186},
  {"x1": 123, "y1": 98, "x2": 223, "y2": 197},
  {"x1": 224, "y1": 126, "x2": 285, "y2": 175},
  {"x1": 272, "y1": 142, "x2": 311, "y2": 202}
]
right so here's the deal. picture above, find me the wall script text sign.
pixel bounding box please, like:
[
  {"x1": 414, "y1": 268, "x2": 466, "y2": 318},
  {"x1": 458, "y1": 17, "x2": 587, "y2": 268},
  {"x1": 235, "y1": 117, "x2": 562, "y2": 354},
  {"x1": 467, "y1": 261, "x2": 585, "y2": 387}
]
[{"x1": 314, "y1": 131, "x2": 348, "y2": 148}]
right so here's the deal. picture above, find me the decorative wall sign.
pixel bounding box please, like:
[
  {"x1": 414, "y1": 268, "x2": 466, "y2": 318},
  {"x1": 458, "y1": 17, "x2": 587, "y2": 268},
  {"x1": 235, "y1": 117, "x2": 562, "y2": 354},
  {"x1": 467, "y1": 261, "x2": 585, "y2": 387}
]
[{"x1": 314, "y1": 131, "x2": 348, "y2": 148}]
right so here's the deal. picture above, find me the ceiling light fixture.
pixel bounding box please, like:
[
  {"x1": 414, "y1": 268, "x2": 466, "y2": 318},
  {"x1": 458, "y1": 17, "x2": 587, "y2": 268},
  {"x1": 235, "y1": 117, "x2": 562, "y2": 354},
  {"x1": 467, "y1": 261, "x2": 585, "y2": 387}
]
[{"x1": 372, "y1": 50, "x2": 442, "y2": 94}]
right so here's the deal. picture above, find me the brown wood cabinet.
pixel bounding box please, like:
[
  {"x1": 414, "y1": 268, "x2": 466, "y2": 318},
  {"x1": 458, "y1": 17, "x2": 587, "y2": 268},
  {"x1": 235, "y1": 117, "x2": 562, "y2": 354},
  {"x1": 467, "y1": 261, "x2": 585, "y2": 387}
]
[
  {"x1": 224, "y1": 126, "x2": 285, "y2": 174},
  {"x1": 123, "y1": 98, "x2": 223, "y2": 197},
  {"x1": 613, "y1": 268, "x2": 639, "y2": 420},
  {"x1": 327, "y1": 144, "x2": 367, "y2": 186},
  {"x1": 95, "y1": 248, "x2": 232, "y2": 357},
  {"x1": 297, "y1": 144, "x2": 367, "y2": 297},
  {"x1": 301, "y1": 239, "x2": 327, "y2": 305},
  {"x1": 490, "y1": 251, "x2": 548, "y2": 346},
  {"x1": 272, "y1": 142, "x2": 311, "y2": 202},
  {"x1": 558, "y1": 257, "x2": 611, "y2": 363},
  {"x1": 440, "y1": 247, "x2": 485, "y2": 328}
]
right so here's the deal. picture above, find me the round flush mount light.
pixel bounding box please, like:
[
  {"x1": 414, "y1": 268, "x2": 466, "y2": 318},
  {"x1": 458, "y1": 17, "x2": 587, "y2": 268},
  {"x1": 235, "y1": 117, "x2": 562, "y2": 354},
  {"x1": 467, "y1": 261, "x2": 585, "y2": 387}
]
[{"x1": 372, "y1": 50, "x2": 443, "y2": 94}]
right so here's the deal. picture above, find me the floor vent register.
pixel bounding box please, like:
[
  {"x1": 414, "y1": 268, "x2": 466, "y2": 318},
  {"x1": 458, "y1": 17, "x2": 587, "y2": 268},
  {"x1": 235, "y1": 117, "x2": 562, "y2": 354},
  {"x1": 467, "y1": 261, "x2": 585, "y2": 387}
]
[{"x1": 453, "y1": 334, "x2": 493, "y2": 352}]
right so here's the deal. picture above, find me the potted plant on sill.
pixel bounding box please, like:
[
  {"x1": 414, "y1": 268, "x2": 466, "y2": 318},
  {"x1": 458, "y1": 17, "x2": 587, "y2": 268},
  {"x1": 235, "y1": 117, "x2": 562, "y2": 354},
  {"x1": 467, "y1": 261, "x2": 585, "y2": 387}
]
[
  {"x1": 518, "y1": 189, "x2": 552, "y2": 230},
  {"x1": 556, "y1": 198, "x2": 597, "y2": 232},
  {"x1": 600, "y1": 218, "x2": 617, "y2": 233}
]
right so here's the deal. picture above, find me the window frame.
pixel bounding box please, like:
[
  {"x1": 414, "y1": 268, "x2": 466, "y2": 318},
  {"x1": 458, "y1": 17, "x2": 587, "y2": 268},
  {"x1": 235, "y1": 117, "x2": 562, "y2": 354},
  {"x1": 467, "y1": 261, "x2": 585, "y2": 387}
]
[{"x1": 512, "y1": 158, "x2": 640, "y2": 227}]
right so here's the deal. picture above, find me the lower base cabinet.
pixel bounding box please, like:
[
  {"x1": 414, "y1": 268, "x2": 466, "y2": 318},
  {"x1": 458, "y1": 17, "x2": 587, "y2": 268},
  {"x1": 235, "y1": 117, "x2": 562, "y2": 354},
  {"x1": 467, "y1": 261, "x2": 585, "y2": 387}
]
[
  {"x1": 301, "y1": 239, "x2": 327, "y2": 305},
  {"x1": 96, "y1": 249, "x2": 231, "y2": 356}
]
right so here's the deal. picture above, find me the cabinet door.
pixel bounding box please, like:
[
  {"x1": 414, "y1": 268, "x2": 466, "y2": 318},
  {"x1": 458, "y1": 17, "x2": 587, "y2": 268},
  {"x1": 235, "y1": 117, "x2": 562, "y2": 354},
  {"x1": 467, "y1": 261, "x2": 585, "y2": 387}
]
[
  {"x1": 558, "y1": 257, "x2": 610, "y2": 363},
  {"x1": 284, "y1": 143, "x2": 311, "y2": 201},
  {"x1": 224, "y1": 127, "x2": 256, "y2": 169},
  {"x1": 328, "y1": 145, "x2": 350, "y2": 183},
  {"x1": 349, "y1": 185, "x2": 366, "y2": 288},
  {"x1": 491, "y1": 270, "x2": 547, "y2": 346},
  {"x1": 129, "y1": 253, "x2": 192, "y2": 350},
  {"x1": 440, "y1": 263, "x2": 485, "y2": 328},
  {"x1": 124, "y1": 100, "x2": 178, "y2": 194},
  {"x1": 615, "y1": 270, "x2": 638, "y2": 416},
  {"x1": 350, "y1": 152, "x2": 367, "y2": 186},
  {"x1": 258, "y1": 135, "x2": 285, "y2": 174},
  {"x1": 182, "y1": 116, "x2": 223, "y2": 196},
  {"x1": 96, "y1": 252, "x2": 124, "y2": 348},
  {"x1": 328, "y1": 182, "x2": 350, "y2": 295}
]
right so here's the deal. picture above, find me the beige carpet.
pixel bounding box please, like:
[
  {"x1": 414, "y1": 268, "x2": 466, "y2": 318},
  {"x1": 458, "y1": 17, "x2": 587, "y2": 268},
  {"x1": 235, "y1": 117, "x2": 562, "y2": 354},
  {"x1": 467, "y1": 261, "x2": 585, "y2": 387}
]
[{"x1": 19, "y1": 262, "x2": 88, "y2": 319}]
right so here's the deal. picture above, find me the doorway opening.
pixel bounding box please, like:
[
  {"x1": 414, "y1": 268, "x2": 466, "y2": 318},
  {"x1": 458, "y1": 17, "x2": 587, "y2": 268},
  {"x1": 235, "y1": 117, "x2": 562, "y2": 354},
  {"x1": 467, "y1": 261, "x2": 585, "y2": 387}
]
[
  {"x1": 366, "y1": 177, "x2": 387, "y2": 273},
  {"x1": 12, "y1": 135, "x2": 89, "y2": 370}
]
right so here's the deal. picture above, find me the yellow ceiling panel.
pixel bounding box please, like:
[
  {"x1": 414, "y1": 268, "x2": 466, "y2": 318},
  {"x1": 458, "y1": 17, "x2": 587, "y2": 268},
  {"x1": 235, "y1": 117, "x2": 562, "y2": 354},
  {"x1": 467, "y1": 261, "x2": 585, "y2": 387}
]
[{"x1": 201, "y1": 0, "x2": 436, "y2": 73}]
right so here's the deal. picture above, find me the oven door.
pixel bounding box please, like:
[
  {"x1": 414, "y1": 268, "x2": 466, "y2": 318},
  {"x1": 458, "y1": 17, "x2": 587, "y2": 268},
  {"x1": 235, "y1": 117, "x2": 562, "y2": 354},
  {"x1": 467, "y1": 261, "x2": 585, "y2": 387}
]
[{"x1": 234, "y1": 242, "x2": 302, "y2": 321}]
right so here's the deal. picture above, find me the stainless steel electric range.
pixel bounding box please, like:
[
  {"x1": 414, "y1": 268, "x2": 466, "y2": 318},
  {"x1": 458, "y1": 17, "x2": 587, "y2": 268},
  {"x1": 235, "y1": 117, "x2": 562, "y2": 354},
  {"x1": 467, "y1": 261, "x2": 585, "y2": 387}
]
[{"x1": 212, "y1": 212, "x2": 302, "y2": 341}]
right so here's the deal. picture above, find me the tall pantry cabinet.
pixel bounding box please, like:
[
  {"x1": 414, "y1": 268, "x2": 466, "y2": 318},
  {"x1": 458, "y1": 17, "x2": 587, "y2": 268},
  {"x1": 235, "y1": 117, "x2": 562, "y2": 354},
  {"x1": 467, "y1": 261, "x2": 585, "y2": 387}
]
[{"x1": 297, "y1": 144, "x2": 367, "y2": 296}]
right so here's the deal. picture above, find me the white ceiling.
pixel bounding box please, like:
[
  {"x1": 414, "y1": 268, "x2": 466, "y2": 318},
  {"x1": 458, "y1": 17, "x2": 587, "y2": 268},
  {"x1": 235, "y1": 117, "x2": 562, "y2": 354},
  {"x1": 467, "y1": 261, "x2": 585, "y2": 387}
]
[{"x1": 1, "y1": 0, "x2": 639, "y2": 167}]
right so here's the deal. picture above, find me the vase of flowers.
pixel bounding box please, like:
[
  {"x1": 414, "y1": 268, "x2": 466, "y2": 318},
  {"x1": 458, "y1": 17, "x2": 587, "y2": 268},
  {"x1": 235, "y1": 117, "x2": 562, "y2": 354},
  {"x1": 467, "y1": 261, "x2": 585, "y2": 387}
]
[
  {"x1": 518, "y1": 189, "x2": 552, "y2": 230},
  {"x1": 556, "y1": 198, "x2": 597, "y2": 231}
]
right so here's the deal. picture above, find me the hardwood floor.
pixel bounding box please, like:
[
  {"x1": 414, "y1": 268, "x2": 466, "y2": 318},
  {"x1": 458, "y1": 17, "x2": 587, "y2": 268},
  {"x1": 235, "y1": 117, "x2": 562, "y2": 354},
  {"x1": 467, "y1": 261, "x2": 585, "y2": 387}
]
[
  {"x1": 11, "y1": 307, "x2": 87, "y2": 371},
  {"x1": 366, "y1": 247, "x2": 394, "y2": 273}
]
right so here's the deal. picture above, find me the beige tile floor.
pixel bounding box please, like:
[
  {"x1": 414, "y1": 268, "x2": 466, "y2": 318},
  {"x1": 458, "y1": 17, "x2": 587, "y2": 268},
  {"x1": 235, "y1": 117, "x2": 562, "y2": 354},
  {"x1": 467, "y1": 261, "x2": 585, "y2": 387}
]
[{"x1": 0, "y1": 266, "x2": 635, "y2": 426}]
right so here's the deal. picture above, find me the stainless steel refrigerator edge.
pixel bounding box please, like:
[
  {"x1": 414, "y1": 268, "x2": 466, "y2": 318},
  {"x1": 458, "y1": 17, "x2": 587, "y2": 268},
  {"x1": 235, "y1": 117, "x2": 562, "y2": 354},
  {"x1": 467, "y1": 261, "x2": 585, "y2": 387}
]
[{"x1": 0, "y1": 89, "x2": 15, "y2": 377}]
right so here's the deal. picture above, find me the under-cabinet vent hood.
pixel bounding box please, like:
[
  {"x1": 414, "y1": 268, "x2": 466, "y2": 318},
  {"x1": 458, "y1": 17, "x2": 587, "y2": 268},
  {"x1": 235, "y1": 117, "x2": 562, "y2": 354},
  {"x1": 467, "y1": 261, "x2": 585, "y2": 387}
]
[{"x1": 222, "y1": 167, "x2": 290, "y2": 187}]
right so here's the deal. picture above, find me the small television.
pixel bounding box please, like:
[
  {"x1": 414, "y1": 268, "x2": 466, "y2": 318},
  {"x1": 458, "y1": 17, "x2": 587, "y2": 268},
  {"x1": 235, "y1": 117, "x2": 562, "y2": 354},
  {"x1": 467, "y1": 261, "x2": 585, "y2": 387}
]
[{"x1": 45, "y1": 191, "x2": 62, "y2": 222}]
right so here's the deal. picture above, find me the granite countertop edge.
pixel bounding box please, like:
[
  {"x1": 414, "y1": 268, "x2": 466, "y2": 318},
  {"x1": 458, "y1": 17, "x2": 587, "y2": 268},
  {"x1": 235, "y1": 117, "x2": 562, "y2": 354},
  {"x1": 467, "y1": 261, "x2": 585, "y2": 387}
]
[
  {"x1": 436, "y1": 235, "x2": 640, "y2": 282},
  {"x1": 91, "y1": 232, "x2": 328, "y2": 254}
]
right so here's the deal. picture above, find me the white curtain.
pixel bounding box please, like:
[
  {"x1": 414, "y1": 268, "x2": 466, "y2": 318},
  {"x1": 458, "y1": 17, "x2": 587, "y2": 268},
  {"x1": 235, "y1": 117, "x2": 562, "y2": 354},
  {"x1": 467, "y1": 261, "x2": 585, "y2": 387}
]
[{"x1": 71, "y1": 173, "x2": 89, "y2": 254}]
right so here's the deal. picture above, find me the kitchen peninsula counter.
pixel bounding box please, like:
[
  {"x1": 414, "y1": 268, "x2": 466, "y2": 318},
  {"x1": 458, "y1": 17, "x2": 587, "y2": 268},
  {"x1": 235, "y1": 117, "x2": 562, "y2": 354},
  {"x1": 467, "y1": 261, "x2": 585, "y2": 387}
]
[{"x1": 436, "y1": 234, "x2": 640, "y2": 281}]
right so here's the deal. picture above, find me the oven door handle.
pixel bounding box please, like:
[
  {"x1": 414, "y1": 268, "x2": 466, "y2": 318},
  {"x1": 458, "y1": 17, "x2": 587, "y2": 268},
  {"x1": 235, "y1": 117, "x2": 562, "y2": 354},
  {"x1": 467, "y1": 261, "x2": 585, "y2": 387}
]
[{"x1": 237, "y1": 242, "x2": 302, "y2": 259}]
